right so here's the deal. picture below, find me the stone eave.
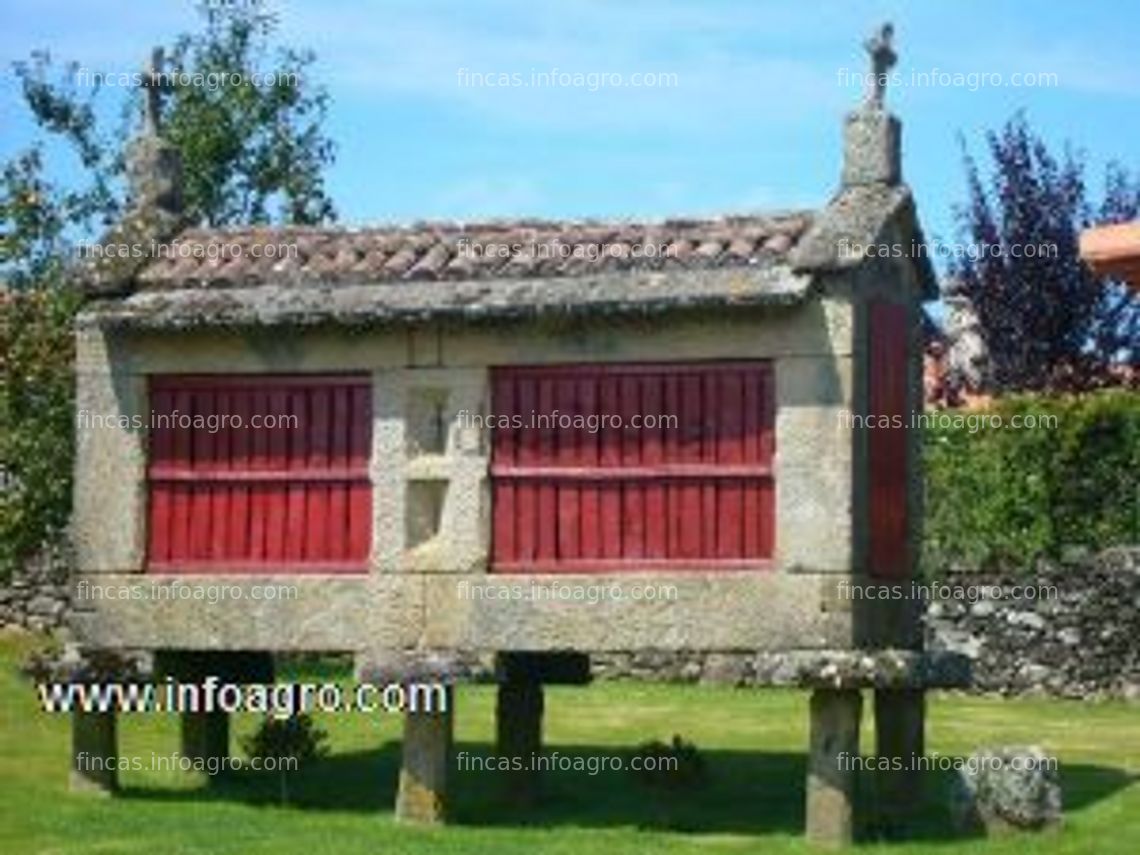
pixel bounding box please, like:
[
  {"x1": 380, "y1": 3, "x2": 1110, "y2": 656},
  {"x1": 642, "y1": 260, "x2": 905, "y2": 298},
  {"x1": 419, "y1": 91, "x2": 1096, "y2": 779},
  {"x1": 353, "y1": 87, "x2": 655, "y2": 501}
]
[
  {"x1": 789, "y1": 183, "x2": 939, "y2": 301},
  {"x1": 78, "y1": 264, "x2": 817, "y2": 331}
]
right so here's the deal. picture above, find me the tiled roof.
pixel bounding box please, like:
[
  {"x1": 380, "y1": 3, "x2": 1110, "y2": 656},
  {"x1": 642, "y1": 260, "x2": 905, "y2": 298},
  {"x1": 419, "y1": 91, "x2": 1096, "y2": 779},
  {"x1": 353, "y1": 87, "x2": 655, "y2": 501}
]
[{"x1": 134, "y1": 214, "x2": 814, "y2": 290}]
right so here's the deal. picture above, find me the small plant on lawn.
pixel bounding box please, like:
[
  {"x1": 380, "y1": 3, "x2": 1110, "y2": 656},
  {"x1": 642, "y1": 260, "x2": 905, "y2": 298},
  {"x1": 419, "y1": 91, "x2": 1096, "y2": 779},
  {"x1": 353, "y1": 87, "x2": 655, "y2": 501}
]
[
  {"x1": 241, "y1": 713, "x2": 328, "y2": 805},
  {"x1": 631, "y1": 734, "x2": 705, "y2": 789}
]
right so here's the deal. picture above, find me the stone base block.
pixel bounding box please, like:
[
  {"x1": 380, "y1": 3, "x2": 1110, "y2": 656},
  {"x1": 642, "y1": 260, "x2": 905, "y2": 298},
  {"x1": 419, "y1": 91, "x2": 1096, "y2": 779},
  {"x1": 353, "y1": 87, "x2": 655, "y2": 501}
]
[
  {"x1": 395, "y1": 691, "x2": 454, "y2": 824},
  {"x1": 806, "y1": 688, "x2": 862, "y2": 847}
]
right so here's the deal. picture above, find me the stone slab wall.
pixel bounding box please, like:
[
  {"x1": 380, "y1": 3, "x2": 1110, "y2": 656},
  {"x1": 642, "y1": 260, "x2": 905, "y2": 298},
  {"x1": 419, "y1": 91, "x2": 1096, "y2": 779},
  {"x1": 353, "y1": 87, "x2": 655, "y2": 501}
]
[
  {"x1": 0, "y1": 545, "x2": 71, "y2": 633},
  {"x1": 923, "y1": 548, "x2": 1140, "y2": 699},
  {"x1": 593, "y1": 549, "x2": 1140, "y2": 699}
]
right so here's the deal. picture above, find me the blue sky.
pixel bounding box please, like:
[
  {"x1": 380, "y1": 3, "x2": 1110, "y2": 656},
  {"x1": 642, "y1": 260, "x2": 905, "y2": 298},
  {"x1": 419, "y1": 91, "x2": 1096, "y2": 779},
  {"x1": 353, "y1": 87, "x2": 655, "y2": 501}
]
[{"x1": 3, "y1": 0, "x2": 1139, "y2": 259}]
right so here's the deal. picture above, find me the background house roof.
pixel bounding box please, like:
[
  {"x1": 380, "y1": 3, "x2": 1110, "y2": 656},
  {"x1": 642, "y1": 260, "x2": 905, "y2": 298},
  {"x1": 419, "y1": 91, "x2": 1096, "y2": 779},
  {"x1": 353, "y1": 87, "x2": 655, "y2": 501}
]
[{"x1": 1080, "y1": 222, "x2": 1140, "y2": 288}]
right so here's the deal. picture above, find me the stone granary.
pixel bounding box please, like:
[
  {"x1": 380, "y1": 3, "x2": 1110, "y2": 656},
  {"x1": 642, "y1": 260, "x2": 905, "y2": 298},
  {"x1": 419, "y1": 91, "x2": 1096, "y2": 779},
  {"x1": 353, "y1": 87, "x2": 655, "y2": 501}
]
[{"x1": 70, "y1": 30, "x2": 962, "y2": 846}]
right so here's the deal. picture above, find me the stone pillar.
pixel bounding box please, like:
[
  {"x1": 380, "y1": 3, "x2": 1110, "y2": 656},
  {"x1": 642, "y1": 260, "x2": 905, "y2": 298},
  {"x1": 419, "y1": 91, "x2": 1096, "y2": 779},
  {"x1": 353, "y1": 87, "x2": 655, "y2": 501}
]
[
  {"x1": 395, "y1": 689, "x2": 454, "y2": 824},
  {"x1": 496, "y1": 677, "x2": 544, "y2": 805},
  {"x1": 181, "y1": 710, "x2": 229, "y2": 770},
  {"x1": 71, "y1": 709, "x2": 118, "y2": 794},
  {"x1": 842, "y1": 108, "x2": 901, "y2": 187},
  {"x1": 806, "y1": 688, "x2": 863, "y2": 847},
  {"x1": 874, "y1": 688, "x2": 925, "y2": 832}
]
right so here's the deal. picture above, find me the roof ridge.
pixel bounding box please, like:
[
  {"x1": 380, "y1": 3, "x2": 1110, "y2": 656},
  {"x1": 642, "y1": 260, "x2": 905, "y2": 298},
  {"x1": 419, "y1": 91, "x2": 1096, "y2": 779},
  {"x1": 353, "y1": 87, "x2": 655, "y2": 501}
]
[{"x1": 173, "y1": 210, "x2": 816, "y2": 238}]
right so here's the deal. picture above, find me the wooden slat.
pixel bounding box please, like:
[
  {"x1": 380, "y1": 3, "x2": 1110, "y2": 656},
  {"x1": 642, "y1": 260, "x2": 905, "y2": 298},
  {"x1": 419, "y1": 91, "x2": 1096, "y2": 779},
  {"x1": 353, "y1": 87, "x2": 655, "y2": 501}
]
[
  {"x1": 347, "y1": 385, "x2": 372, "y2": 561},
  {"x1": 146, "y1": 374, "x2": 371, "y2": 572},
  {"x1": 619, "y1": 374, "x2": 644, "y2": 558},
  {"x1": 209, "y1": 389, "x2": 232, "y2": 562},
  {"x1": 642, "y1": 373, "x2": 667, "y2": 559},
  {"x1": 599, "y1": 376, "x2": 622, "y2": 558},
  {"x1": 578, "y1": 376, "x2": 600, "y2": 560},
  {"x1": 515, "y1": 377, "x2": 538, "y2": 561},
  {"x1": 556, "y1": 376, "x2": 580, "y2": 561},
  {"x1": 489, "y1": 362, "x2": 775, "y2": 572},
  {"x1": 491, "y1": 375, "x2": 517, "y2": 564},
  {"x1": 536, "y1": 377, "x2": 557, "y2": 561}
]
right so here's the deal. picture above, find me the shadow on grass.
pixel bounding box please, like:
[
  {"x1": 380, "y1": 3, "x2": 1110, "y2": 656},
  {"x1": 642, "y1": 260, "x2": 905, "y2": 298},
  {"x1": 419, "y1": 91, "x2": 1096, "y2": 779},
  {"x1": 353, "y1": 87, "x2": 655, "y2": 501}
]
[{"x1": 119, "y1": 743, "x2": 1136, "y2": 841}]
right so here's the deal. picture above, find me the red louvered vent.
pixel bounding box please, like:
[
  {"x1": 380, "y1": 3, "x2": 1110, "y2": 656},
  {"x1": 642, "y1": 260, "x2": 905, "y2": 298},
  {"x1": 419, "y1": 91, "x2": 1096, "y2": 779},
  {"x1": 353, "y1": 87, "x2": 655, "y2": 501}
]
[
  {"x1": 147, "y1": 375, "x2": 372, "y2": 573},
  {"x1": 491, "y1": 362, "x2": 775, "y2": 572},
  {"x1": 868, "y1": 302, "x2": 911, "y2": 579}
]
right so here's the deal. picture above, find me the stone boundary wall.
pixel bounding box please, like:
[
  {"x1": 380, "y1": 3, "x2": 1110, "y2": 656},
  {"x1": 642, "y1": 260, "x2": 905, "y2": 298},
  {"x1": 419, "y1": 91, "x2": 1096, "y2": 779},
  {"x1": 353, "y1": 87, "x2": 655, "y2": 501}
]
[
  {"x1": 5, "y1": 547, "x2": 1138, "y2": 699},
  {"x1": 0, "y1": 545, "x2": 71, "y2": 633},
  {"x1": 594, "y1": 548, "x2": 1140, "y2": 699}
]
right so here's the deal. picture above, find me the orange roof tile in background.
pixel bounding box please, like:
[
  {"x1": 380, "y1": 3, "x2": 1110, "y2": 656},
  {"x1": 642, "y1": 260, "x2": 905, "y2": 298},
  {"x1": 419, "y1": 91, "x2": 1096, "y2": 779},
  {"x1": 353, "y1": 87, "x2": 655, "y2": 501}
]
[{"x1": 1080, "y1": 222, "x2": 1140, "y2": 287}]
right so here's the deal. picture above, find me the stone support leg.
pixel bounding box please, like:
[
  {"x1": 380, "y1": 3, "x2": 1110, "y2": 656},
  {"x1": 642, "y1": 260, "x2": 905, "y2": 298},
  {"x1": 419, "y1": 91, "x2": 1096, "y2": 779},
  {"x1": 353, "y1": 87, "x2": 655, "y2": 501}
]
[
  {"x1": 874, "y1": 688, "x2": 925, "y2": 832},
  {"x1": 496, "y1": 676, "x2": 544, "y2": 805},
  {"x1": 805, "y1": 688, "x2": 863, "y2": 847},
  {"x1": 71, "y1": 709, "x2": 118, "y2": 794},
  {"x1": 181, "y1": 710, "x2": 230, "y2": 771},
  {"x1": 395, "y1": 689, "x2": 454, "y2": 824}
]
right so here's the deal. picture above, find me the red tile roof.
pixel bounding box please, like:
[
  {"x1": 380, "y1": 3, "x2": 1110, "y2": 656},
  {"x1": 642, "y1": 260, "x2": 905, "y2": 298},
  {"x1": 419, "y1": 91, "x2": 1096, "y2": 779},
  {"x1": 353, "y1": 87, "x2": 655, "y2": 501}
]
[{"x1": 133, "y1": 214, "x2": 814, "y2": 290}]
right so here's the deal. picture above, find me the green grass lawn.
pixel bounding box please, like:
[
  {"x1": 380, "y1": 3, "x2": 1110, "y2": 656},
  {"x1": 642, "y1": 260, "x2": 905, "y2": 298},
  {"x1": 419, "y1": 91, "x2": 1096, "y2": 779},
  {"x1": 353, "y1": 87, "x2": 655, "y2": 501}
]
[{"x1": 0, "y1": 630, "x2": 1136, "y2": 854}]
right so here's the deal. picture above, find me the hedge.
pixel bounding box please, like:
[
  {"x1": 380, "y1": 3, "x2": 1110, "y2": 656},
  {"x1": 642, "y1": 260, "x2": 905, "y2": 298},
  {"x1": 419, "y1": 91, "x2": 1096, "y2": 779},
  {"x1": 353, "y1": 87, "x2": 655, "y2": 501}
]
[{"x1": 922, "y1": 390, "x2": 1140, "y2": 574}]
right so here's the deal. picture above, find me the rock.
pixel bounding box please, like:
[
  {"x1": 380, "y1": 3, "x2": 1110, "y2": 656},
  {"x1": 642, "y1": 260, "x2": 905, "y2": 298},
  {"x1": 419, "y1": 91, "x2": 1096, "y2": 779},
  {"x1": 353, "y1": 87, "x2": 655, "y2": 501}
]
[
  {"x1": 970, "y1": 599, "x2": 996, "y2": 618},
  {"x1": 1057, "y1": 628, "x2": 1081, "y2": 646},
  {"x1": 700, "y1": 653, "x2": 749, "y2": 686},
  {"x1": 949, "y1": 746, "x2": 1062, "y2": 834},
  {"x1": 1007, "y1": 611, "x2": 1046, "y2": 631},
  {"x1": 929, "y1": 627, "x2": 982, "y2": 659}
]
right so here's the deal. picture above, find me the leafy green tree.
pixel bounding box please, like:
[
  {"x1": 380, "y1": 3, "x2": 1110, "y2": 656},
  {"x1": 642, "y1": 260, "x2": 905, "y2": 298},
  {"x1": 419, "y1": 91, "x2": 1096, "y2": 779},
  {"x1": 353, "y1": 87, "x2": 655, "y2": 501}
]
[
  {"x1": 1, "y1": 0, "x2": 336, "y2": 578},
  {"x1": 951, "y1": 114, "x2": 1139, "y2": 390}
]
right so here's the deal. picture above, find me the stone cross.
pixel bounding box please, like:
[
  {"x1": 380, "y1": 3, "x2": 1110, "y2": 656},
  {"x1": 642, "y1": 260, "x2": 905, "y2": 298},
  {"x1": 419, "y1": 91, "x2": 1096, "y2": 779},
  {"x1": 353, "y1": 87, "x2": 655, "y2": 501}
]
[
  {"x1": 140, "y1": 46, "x2": 171, "y2": 135},
  {"x1": 863, "y1": 23, "x2": 896, "y2": 108}
]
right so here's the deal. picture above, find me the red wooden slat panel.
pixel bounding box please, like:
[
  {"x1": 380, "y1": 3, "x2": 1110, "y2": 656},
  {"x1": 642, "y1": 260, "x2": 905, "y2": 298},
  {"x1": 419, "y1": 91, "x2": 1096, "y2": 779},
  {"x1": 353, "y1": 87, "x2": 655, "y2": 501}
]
[
  {"x1": 209, "y1": 390, "x2": 232, "y2": 562},
  {"x1": 188, "y1": 389, "x2": 214, "y2": 560},
  {"x1": 556, "y1": 376, "x2": 580, "y2": 561},
  {"x1": 148, "y1": 388, "x2": 173, "y2": 563},
  {"x1": 700, "y1": 372, "x2": 719, "y2": 556},
  {"x1": 327, "y1": 385, "x2": 351, "y2": 562},
  {"x1": 490, "y1": 362, "x2": 775, "y2": 572},
  {"x1": 515, "y1": 377, "x2": 538, "y2": 561},
  {"x1": 642, "y1": 373, "x2": 667, "y2": 559},
  {"x1": 679, "y1": 373, "x2": 703, "y2": 559},
  {"x1": 491, "y1": 374, "x2": 516, "y2": 565},
  {"x1": 264, "y1": 387, "x2": 289, "y2": 562},
  {"x1": 536, "y1": 378, "x2": 558, "y2": 561},
  {"x1": 717, "y1": 371, "x2": 744, "y2": 558},
  {"x1": 599, "y1": 376, "x2": 622, "y2": 559},
  {"x1": 619, "y1": 374, "x2": 644, "y2": 558},
  {"x1": 346, "y1": 385, "x2": 372, "y2": 562},
  {"x1": 147, "y1": 375, "x2": 371, "y2": 573},
  {"x1": 869, "y1": 302, "x2": 911, "y2": 579},
  {"x1": 578, "y1": 376, "x2": 601, "y2": 560}
]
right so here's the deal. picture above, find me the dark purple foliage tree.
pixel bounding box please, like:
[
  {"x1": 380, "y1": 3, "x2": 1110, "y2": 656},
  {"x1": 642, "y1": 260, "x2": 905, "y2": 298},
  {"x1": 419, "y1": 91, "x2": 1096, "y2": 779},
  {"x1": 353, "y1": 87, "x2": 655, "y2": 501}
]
[{"x1": 951, "y1": 114, "x2": 1139, "y2": 390}]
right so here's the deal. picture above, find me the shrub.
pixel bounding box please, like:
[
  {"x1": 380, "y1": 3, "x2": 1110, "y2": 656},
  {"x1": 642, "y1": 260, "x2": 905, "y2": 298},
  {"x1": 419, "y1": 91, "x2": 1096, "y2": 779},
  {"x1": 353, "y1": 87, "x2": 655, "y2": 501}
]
[
  {"x1": 631, "y1": 735, "x2": 705, "y2": 789},
  {"x1": 923, "y1": 390, "x2": 1140, "y2": 574},
  {"x1": 242, "y1": 713, "x2": 329, "y2": 805},
  {"x1": 0, "y1": 285, "x2": 81, "y2": 581}
]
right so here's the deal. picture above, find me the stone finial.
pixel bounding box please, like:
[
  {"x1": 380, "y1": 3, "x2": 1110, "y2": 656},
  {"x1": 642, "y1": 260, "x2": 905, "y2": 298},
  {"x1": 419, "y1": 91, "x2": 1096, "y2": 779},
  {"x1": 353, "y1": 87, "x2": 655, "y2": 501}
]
[
  {"x1": 127, "y1": 46, "x2": 182, "y2": 218},
  {"x1": 141, "y1": 46, "x2": 172, "y2": 136},
  {"x1": 841, "y1": 23, "x2": 901, "y2": 187},
  {"x1": 863, "y1": 23, "x2": 896, "y2": 109}
]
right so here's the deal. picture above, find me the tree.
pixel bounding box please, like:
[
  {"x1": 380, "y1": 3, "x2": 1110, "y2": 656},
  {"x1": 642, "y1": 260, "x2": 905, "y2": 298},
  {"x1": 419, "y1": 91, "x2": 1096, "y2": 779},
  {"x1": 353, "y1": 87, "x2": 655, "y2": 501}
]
[
  {"x1": 950, "y1": 114, "x2": 1140, "y2": 391},
  {"x1": 0, "y1": 0, "x2": 336, "y2": 578}
]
